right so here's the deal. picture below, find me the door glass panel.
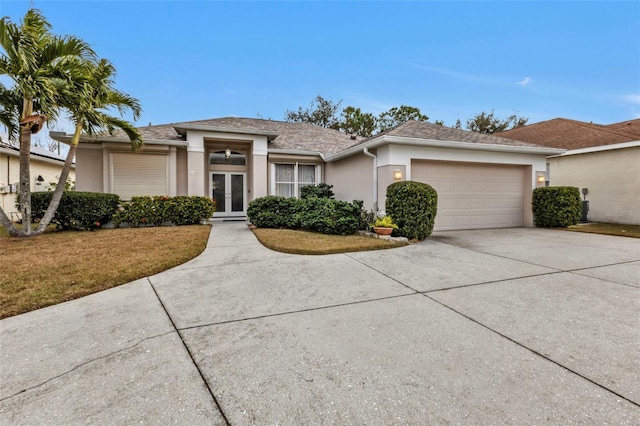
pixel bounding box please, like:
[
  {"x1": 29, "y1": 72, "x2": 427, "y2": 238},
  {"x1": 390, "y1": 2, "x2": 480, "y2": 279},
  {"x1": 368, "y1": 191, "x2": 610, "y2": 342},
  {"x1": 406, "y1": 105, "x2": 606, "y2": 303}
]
[
  {"x1": 212, "y1": 173, "x2": 226, "y2": 213},
  {"x1": 231, "y1": 174, "x2": 244, "y2": 212}
]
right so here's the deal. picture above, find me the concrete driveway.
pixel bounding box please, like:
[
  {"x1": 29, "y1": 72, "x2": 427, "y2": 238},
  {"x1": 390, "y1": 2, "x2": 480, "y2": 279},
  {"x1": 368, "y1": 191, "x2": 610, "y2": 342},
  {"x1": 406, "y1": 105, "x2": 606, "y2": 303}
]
[{"x1": 1, "y1": 223, "x2": 639, "y2": 424}]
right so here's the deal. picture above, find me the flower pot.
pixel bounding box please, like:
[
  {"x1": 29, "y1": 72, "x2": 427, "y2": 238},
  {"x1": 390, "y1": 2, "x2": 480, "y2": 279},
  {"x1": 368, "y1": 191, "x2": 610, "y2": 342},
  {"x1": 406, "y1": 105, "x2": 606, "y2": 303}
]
[{"x1": 373, "y1": 227, "x2": 393, "y2": 236}]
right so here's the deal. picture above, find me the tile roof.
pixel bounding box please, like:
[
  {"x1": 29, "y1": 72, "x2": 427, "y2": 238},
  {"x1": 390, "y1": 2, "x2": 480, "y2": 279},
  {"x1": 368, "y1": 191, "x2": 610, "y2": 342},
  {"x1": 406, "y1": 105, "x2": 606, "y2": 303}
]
[
  {"x1": 497, "y1": 118, "x2": 639, "y2": 149},
  {"x1": 606, "y1": 118, "x2": 640, "y2": 138},
  {"x1": 352, "y1": 120, "x2": 547, "y2": 148},
  {"x1": 130, "y1": 117, "x2": 363, "y2": 155}
]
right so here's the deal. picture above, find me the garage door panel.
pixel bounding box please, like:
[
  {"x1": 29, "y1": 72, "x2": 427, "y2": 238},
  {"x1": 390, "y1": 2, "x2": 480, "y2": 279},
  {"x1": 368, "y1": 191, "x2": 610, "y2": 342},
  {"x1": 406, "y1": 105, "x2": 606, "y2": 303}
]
[{"x1": 411, "y1": 160, "x2": 525, "y2": 231}]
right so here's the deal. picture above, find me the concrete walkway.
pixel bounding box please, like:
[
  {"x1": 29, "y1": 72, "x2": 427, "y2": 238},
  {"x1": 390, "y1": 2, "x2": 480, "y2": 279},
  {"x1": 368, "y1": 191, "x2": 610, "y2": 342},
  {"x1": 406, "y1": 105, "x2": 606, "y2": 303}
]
[{"x1": 1, "y1": 223, "x2": 639, "y2": 424}]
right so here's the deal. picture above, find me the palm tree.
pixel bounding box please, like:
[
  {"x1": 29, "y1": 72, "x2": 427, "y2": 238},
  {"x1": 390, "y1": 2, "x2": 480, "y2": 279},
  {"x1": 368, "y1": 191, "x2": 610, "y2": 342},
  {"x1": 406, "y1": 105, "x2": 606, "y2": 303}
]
[
  {"x1": 35, "y1": 58, "x2": 143, "y2": 234},
  {"x1": 0, "y1": 9, "x2": 95, "y2": 236}
]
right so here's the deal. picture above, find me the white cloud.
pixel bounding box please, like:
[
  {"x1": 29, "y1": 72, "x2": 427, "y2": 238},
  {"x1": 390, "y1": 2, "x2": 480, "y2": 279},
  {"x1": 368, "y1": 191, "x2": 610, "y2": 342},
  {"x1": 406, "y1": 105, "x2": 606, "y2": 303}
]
[
  {"x1": 409, "y1": 63, "x2": 499, "y2": 85},
  {"x1": 622, "y1": 93, "x2": 640, "y2": 104},
  {"x1": 518, "y1": 77, "x2": 532, "y2": 86}
]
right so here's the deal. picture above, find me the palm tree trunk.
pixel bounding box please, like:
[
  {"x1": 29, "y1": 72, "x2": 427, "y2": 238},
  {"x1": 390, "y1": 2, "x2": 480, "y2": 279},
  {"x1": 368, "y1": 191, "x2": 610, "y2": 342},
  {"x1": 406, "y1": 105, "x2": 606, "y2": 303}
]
[
  {"x1": 0, "y1": 207, "x2": 21, "y2": 236},
  {"x1": 35, "y1": 124, "x2": 82, "y2": 235},
  {"x1": 18, "y1": 98, "x2": 33, "y2": 237}
]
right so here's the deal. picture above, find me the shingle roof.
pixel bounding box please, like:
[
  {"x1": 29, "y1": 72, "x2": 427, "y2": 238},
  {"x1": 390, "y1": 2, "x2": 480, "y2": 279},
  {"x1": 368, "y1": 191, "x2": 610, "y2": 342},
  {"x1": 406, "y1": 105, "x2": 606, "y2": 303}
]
[
  {"x1": 606, "y1": 118, "x2": 640, "y2": 138},
  {"x1": 352, "y1": 120, "x2": 546, "y2": 148},
  {"x1": 497, "y1": 118, "x2": 639, "y2": 150},
  {"x1": 130, "y1": 117, "x2": 363, "y2": 155}
]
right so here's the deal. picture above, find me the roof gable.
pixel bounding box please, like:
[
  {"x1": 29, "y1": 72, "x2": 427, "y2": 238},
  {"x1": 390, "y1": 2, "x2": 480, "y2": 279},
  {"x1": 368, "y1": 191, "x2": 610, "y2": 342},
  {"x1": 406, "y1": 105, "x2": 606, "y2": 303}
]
[{"x1": 132, "y1": 117, "x2": 362, "y2": 155}]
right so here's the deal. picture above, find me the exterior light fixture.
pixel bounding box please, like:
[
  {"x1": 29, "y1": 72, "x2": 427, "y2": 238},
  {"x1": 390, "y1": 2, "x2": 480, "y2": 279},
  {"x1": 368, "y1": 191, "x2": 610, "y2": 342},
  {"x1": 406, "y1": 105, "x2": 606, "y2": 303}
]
[
  {"x1": 393, "y1": 170, "x2": 403, "y2": 180},
  {"x1": 537, "y1": 175, "x2": 545, "y2": 183},
  {"x1": 225, "y1": 148, "x2": 231, "y2": 159}
]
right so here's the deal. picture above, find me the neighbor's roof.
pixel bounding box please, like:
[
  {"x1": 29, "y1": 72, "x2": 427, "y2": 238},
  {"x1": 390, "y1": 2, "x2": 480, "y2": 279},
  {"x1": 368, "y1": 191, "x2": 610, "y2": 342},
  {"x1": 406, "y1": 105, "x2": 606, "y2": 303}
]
[
  {"x1": 0, "y1": 140, "x2": 71, "y2": 164},
  {"x1": 352, "y1": 120, "x2": 548, "y2": 148},
  {"x1": 606, "y1": 118, "x2": 640, "y2": 138},
  {"x1": 497, "y1": 118, "x2": 639, "y2": 150},
  {"x1": 129, "y1": 117, "x2": 363, "y2": 155}
]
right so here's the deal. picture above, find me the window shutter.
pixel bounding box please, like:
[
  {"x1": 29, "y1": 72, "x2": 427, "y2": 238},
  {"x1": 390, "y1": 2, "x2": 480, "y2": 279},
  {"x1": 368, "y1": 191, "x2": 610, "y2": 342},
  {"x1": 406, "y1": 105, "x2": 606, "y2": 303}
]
[{"x1": 112, "y1": 153, "x2": 168, "y2": 200}]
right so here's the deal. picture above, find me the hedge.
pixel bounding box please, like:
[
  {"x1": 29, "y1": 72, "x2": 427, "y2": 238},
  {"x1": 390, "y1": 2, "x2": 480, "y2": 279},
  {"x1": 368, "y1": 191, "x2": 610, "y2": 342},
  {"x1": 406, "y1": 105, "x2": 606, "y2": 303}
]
[
  {"x1": 113, "y1": 196, "x2": 216, "y2": 227},
  {"x1": 532, "y1": 186, "x2": 581, "y2": 228},
  {"x1": 386, "y1": 181, "x2": 438, "y2": 240},
  {"x1": 247, "y1": 195, "x2": 362, "y2": 235},
  {"x1": 27, "y1": 191, "x2": 120, "y2": 231}
]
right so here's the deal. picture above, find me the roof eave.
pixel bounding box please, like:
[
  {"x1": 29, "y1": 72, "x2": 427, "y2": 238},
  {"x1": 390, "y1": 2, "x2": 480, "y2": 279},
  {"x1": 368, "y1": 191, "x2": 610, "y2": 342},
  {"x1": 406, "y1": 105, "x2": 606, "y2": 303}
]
[
  {"x1": 173, "y1": 124, "x2": 279, "y2": 139},
  {"x1": 49, "y1": 131, "x2": 189, "y2": 147},
  {"x1": 326, "y1": 135, "x2": 565, "y2": 162},
  {"x1": 547, "y1": 140, "x2": 640, "y2": 157}
]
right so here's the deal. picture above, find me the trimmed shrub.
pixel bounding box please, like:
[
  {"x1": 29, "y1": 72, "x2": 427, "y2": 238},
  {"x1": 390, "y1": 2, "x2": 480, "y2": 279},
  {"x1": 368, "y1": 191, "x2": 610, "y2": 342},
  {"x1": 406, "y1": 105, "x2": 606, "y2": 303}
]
[
  {"x1": 165, "y1": 196, "x2": 216, "y2": 226},
  {"x1": 113, "y1": 196, "x2": 216, "y2": 227},
  {"x1": 28, "y1": 191, "x2": 120, "y2": 231},
  {"x1": 247, "y1": 196, "x2": 298, "y2": 228},
  {"x1": 300, "y1": 183, "x2": 335, "y2": 199},
  {"x1": 532, "y1": 186, "x2": 581, "y2": 228},
  {"x1": 386, "y1": 181, "x2": 438, "y2": 240},
  {"x1": 247, "y1": 195, "x2": 361, "y2": 235},
  {"x1": 294, "y1": 197, "x2": 361, "y2": 235}
]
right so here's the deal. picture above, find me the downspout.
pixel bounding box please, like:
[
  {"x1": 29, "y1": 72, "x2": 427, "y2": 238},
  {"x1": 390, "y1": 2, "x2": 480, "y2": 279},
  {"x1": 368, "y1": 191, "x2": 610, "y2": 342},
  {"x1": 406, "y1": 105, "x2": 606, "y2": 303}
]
[{"x1": 362, "y1": 148, "x2": 378, "y2": 212}]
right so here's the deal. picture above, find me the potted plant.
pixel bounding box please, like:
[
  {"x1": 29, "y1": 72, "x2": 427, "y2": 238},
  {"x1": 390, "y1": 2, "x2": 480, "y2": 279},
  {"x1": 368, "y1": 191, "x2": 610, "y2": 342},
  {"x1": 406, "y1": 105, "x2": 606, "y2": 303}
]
[{"x1": 372, "y1": 214, "x2": 398, "y2": 235}]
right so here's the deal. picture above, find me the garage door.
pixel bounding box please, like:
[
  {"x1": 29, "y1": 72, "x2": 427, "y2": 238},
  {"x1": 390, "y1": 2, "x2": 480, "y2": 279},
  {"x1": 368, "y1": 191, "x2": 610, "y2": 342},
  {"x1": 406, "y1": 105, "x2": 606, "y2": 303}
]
[{"x1": 411, "y1": 160, "x2": 525, "y2": 231}]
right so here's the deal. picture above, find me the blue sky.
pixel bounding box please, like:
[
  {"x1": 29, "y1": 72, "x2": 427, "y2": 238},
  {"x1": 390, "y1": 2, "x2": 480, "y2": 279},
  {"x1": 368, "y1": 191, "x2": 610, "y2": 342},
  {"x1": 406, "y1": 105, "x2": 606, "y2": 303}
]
[{"x1": 1, "y1": 0, "x2": 639, "y2": 134}]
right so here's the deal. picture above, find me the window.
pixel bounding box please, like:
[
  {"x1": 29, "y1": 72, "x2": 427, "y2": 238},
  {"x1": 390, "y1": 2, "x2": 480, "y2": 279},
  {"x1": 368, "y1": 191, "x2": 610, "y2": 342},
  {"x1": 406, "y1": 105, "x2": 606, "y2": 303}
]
[
  {"x1": 273, "y1": 163, "x2": 319, "y2": 197},
  {"x1": 209, "y1": 150, "x2": 246, "y2": 166}
]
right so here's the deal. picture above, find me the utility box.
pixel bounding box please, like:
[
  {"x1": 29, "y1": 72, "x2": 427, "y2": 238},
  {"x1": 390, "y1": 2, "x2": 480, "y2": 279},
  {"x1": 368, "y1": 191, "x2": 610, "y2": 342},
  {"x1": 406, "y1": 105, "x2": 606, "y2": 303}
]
[{"x1": 581, "y1": 200, "x2": 589, "y2": 223}]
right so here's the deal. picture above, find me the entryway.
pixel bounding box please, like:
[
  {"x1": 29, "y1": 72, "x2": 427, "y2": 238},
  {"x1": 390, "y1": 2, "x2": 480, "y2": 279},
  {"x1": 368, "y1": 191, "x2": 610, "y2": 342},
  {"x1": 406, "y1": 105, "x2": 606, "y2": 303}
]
[{"x1": 211, "y1": 172, "x2": 246, "y2": 217}]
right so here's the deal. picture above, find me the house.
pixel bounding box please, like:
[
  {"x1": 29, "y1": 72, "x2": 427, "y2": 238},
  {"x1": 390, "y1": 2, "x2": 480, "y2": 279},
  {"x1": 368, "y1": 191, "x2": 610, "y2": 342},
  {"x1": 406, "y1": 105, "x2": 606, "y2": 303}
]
[
  {"x1": 50, "y1": 118, "x2": 562, "y2": 231},
  {"x1": 0, "y1": 138, "x2": 76, "y2": 221},
  {"x1": 499, "y1": 118, "x2": 640, "y2": 225}
]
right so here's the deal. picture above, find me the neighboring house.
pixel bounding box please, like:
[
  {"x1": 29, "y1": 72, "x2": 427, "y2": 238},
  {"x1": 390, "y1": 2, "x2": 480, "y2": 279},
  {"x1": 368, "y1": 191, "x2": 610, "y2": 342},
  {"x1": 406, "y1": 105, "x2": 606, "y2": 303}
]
[
  {"x1": 499, "y1": 118, "x2": 640, "y2": 225},
  {"x1": 0, "y1": 138, "x2": 76, "y2": 221},
  {"x1": 50, "y1": 118, "x2": 561, "y2": 231}
]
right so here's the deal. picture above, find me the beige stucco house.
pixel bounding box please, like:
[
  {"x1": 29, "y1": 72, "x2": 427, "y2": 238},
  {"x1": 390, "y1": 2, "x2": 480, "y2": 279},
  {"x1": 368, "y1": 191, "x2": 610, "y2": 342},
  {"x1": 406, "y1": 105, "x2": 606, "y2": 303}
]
[
  {"x1": 51, "y1": 118, "x2": 562, "y2": 231},
  {"x1": 0, "y1": 140, "x2": 76, "y2": 221},
  {"x1": 500, "y1": 118, "x2": 640, "y2": 225}
]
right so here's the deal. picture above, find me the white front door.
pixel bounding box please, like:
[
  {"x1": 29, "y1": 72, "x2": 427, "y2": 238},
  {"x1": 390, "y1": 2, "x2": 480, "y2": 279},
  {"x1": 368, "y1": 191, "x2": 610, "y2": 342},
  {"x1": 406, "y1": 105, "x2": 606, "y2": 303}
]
[{"x1": 211, "y1": 172, "x2": 246, "y2": 217}]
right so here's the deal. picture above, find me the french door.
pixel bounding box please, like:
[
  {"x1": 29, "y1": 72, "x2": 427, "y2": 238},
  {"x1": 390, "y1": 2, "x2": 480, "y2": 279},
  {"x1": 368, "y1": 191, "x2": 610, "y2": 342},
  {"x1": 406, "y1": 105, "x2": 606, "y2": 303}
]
[{"x1": 211, "y1": 172, "x2": 246, "y2": 217}]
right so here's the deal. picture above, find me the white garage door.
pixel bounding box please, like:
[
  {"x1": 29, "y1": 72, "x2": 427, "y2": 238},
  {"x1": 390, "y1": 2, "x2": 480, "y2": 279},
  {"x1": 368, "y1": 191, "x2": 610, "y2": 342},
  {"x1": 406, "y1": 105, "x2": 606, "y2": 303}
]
[{"x1": 411, "y1": 160, "x2": 525, "y2": 231}]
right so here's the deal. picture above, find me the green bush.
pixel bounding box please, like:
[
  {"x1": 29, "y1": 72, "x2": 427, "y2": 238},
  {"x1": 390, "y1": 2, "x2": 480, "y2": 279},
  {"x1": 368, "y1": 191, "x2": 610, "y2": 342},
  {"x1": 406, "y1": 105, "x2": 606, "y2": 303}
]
[
  {"x1": 247, "y1": 195, "x2": 361, "y2": 235},
  {"x1": 166, "y1": 196, "x2": 216, "y2": 226},
  {"x1": 386, "y1": 181, "x2": 438, "y2": 240},
  {"x1": 246, "y1": 196, "x2": 298, "y2": 228},
  {"x1": 113, "y1": 196, "x2": 216, "y2": 227},
  {"x1": 294, "y1": 197, "x2": 361, "y2": 235},
  {"x1": 27, "y1": 191, "x2": 120, "y2": 231},
  {"x1": 300, "y1": 183, "x2": 335, "y2": 199},
  {"x1": 532, "y1": 186, "x2": 581, "y2": 228}
]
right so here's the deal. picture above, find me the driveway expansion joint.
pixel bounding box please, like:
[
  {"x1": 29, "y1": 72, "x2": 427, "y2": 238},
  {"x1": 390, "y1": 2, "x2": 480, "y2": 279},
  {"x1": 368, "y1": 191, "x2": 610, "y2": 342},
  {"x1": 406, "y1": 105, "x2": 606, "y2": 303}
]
[
  {"x1": 146, "y1": 279, "x2": 231, "y2": 425},
  {"x1": 421, "y1": 292, "x2": 640, "y2": 408},
  {"x1": 177, "y1": 293, "x2": 418, "y2": 332},
  {"x1": 0, "y1": 330, "x2": 174, "y2": 403}
]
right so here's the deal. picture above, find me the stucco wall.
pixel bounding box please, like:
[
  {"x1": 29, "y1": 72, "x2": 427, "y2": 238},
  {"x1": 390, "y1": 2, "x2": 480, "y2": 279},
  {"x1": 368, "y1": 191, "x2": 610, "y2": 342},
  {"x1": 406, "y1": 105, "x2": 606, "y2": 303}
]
[
  {"x1": 548, "y1": 146, "x2": 640, "y2": 225},
  {"x1": 325, "y1": 152, "x2": 375, "y2": 210},
  {"x1": 75, "y1": 146, "x2": 103, "y2": 192},
  {"x1": 0, "y1": 151, "x2": 76, "y2": 221}
]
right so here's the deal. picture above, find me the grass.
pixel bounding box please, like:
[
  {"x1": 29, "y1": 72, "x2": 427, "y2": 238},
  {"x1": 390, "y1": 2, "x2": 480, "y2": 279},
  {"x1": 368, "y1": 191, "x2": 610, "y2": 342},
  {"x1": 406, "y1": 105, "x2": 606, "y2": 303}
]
[
  {"x1": 0, "y1": 225, "x2": 211, "y2": 319},
  {"x1": 252, "y1": 228, "x2": 407, "y2": 255},
  {"x1": 567, "y1": 222, "x2": 640, "y2": 238}
]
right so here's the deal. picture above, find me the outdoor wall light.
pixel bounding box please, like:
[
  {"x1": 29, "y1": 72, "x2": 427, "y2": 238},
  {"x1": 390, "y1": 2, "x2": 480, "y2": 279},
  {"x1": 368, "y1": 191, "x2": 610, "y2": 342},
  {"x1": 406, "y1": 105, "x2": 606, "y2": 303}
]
[
  {"x1": 225, "y1": 148, "x2": 231, "y2": 159},
  {"x1": 393, "y1": 170, "x2": 403, "y2": 180},
  {"x1": 537, "y1": 175, "x2": 545, "y2": 183}
]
